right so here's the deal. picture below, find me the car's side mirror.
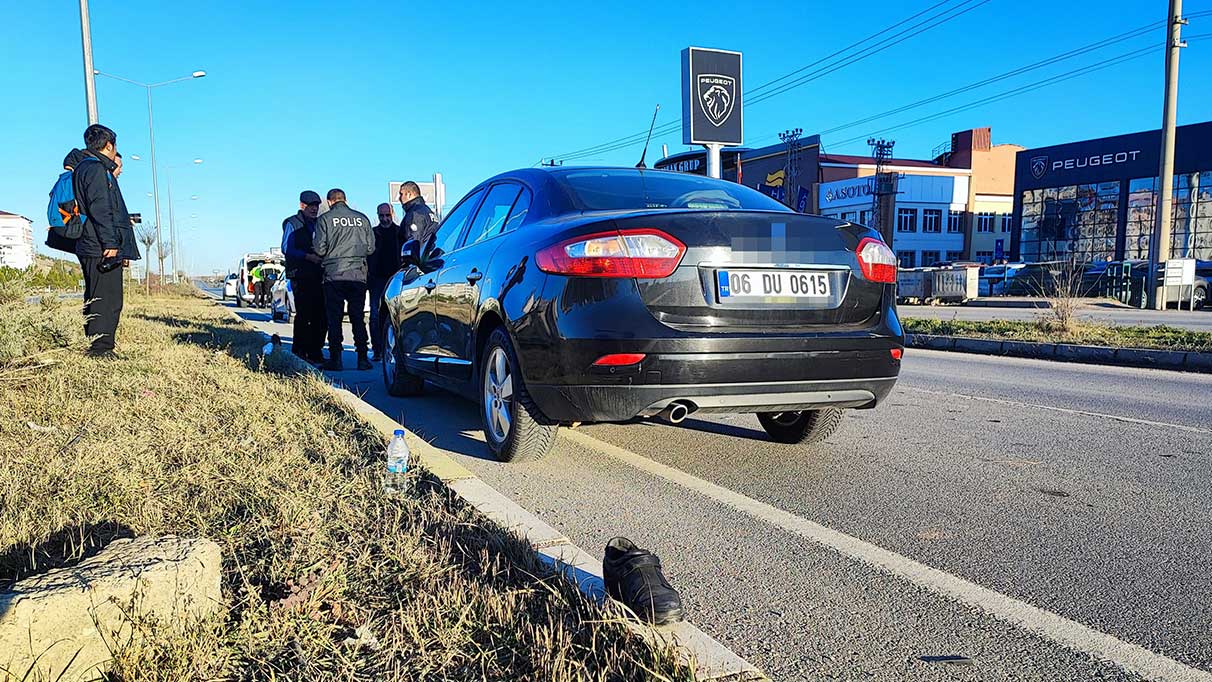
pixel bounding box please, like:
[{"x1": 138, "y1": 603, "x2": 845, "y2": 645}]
[{"x1": 401, "y1": 239, "x2": 420, "y2": 266}]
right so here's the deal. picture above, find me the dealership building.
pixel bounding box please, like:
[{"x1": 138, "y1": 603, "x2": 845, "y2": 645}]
[{"x1": 1011, "y1": 121, "x2": 1212, "y2": 263}]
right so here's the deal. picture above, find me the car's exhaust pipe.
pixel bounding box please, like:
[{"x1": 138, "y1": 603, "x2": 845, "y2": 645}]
[{"x1": 657, "y1": 402, "x2": 691, "y2": 424}]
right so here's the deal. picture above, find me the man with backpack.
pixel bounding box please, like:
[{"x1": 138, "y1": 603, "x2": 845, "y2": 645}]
[{"x1": 54, "y1": 125, "x2": 139, "y2": 359}]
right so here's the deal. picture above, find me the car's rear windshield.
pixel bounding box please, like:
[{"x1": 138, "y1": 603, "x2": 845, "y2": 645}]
[{"x1": 556, "y1": 169, "x2": 792, "y2": 212}]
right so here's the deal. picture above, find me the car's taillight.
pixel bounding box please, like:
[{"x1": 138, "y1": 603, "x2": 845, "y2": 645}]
[
  {"x1": 536, "y1": 229, "x2": 686, "y2": 278},
  {"x1": 856, "y1": 237, "x2": 897, "y2": 283}
]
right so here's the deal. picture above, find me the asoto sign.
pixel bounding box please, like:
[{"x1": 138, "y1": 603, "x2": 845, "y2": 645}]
[{"x1": 682, "y1": 47, "x2": 743, "y2": 146}]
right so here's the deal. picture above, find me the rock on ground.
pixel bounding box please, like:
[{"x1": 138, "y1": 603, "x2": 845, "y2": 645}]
[{"x1": 0, "y1": 535, "x2": 222, "y2": 681}]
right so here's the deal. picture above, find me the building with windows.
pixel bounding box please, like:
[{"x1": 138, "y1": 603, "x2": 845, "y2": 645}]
[
  {"x1": 0, "y1": 211, "x2": 35, "y2": 270},
  {"x1": 816, "y1": 128, "x2": 1021, "y2": 264},
  {"x1": 818, "y1": 175, "x2": 966, "y2": 268},
  {"x1": 1012, "y1": 121, "x2": 1212, "y2": 263}
]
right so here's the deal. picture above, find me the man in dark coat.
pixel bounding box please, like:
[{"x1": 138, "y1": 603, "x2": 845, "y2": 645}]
[
  {"x1": 366, "y1": 203, "x2": 399, "y2": 361},
  {"x1": 281, "y1": 190, "x2": 326, "y2": 364},
  {"x1": 70, "y1": 124, "x2": 140, "y2": 358},
  {"x1": 398, "y1": 181, "x2": 437, "y2": 247}
]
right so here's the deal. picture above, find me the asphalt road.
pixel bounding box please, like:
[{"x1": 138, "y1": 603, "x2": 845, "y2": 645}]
[
  {"x1": 228, "y1": 300, "x2": 1211, "y2": 681},
  {"x1": 900, "y1": 303, "x2": 1212, "y2": 331}
]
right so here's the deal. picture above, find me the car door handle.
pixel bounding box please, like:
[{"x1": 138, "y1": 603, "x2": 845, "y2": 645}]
[
  {"x1": 466, "y1": 269, "x2": 483, "y2": 284},
  {"x1": 424, "y1": 280, "x2": 436, "y2": 292}
]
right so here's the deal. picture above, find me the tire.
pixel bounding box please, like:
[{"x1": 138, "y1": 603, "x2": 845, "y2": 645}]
[
  {"x1": 1194, "y1": 285, "x2": 1207, "y2": 311},
  {"x1": 480, "y1": 327, "x2": 558, "y2": 463},
  {"x1": 757, "y1": 408, "x2": 845, "y2": 445},
  {"x1": 235, "y1": 295, "x2": 243, "y2": 308},
  {"x1": 383, "y1": 321, "x2": 423, "y2": 397}
]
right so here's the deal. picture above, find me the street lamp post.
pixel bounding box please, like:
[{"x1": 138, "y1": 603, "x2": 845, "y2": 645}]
[
  {"x1": 165, "y1": 159, "x2": 202, "y2": 282},
  {"x1": 93, "y1": 69, "x2": 205, "y2": 285}
]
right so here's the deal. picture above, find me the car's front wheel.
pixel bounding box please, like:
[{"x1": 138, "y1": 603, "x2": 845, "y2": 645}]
[
  {"x1": 481, "y1": 328, "x2": 558, "y2": 463},
  {"x1": 757, "y1": 408, "x2": 844, "y2": 444},
  {"x1": 383, "y1": 322, "x2": 424, "y2": 397}
]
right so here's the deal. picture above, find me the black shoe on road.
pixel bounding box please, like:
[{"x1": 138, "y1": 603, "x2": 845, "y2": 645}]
[
  {"x1": 356, "y1": 356, "x2": 372, "y2": 371},
  {"x1": 321, "y1": 357, "x2": 344, "y2": 371},
  {"x1": 603, "y1": 537, "x2": 685, "y2": 625}
]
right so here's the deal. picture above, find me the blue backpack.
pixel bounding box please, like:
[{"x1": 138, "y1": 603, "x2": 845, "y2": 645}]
[{"x1": 45, "y1": 158, "x2": 97, "y2": 253}]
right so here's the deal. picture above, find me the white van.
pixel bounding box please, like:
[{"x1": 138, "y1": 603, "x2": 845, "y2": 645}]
[{"x1": 233, "y1": 249, "x2": 284, "y2": 308}]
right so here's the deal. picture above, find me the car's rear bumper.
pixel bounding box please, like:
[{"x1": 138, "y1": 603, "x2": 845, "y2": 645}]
[{"x1": 528, "y1": 375, "x2": 898, "y2": 422}]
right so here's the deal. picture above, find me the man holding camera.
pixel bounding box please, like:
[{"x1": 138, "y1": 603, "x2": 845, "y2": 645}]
[{"x1": 73, "y1": 124, "x2": 140, "y2": 359}]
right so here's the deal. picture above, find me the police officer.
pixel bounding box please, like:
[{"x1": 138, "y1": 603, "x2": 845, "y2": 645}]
[
  {"x1": 367, "y1": 203, "x2": 399, "y2": 362},
  {"x1": 398, "y1": 181, "x2": 437, "y2": 247},
  {"x1": 313, "y1": 188, "x2": 375, "y2": 371},
  {"x1": 282, "y1": 190, "x2": 326, "y2": 364}
]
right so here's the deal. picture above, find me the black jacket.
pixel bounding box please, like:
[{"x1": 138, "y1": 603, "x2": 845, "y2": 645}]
[
  {"x1": 313, "y1": 202, "x2": 375, "y2": 283},
  {"x1": 368, "y1": 220, "x2": 400, "y2": 280},
  {"x1": 281, "y1": 212, "x2": 321, "y2": 279},
  {"x1": 70, "y1": 149, "x2": 140, "y2": 260},
  {"x1": 400, "y1": 197, "x2": 437, "y2": 247}
]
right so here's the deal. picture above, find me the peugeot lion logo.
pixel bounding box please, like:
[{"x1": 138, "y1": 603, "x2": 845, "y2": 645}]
[
  {"x1": 697, "y1": 74, "x2": 735, "y2": 127},
  {"x1": 1030, "y1": 155, "x2": 1049, "y2": 180}
]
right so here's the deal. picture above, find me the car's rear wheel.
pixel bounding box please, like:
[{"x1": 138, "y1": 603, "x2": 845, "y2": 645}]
[
  {"x1": 1194, "y1": 285, "x2": 1207, "y2": 310},
  {"x1": 757, "y1": 408, "x2": 844, "y2": 444},
  {"x1": 383, "y1": 322, "x2": 423, "y2": 397},
  {"x1": 481, "y1": 328, "x2": 558, "y2": 463}
]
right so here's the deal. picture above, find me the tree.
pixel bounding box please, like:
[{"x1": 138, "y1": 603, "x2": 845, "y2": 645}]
[
  {"x1": 157, "y1": 238, "x2": 172, "y2": 292},
  {"x1": 136, "y1": 226, "x2": 157, "y2": 294}
]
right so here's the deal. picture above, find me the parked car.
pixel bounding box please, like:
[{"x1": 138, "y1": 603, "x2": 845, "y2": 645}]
[
  {"x1": 222, "y1": 273, "x2": 238, "y2": 300},
  {"x1": 270, "y1": 278, "x2": 293, "y2": 322},
  {"x1": 977, "y1": 263, "x2": 1026, "y2": 297},
  {"x1": 380, "y1": 167, "x2": 904, "y2": 462},
  {"x1": 271, "y1": 278, "x2": 371, "y2": 323}
]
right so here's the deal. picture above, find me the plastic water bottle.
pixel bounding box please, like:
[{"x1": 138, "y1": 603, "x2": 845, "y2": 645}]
[{"x1": 384, "y1": 429, "x2": 411, "y2": 495}]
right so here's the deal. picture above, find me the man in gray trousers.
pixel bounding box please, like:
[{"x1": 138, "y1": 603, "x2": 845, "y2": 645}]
[{"x1": 313, "y1": 188, "x2": 375, "y2": 371}]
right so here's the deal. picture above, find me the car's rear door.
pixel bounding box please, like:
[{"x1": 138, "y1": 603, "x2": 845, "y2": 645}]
[{"x1": 432, "y1": 182, "x2": 529, "y2": 381}]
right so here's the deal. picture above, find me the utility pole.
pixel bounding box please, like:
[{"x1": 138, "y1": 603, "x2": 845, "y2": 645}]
[
  {"x1": 780, "y1": 128, "x2": 803, "y2": 210},
  {"x1": 869, "y1": 138, "x2": 897, "y2": 246},
  {"x1": 1148, "y1": 0, "x2": 1187, "y2": 310},
  {"x1": 79, "y1": 0, "x2": 98, "y2": 124}
]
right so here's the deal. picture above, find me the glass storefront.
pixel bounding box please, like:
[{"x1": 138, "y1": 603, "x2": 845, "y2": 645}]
[
  {"x1": 1020, "y1": 171, "x2": 1211, "y2": 263},
  {"x1": 1019, "y1": 181, "x2": 1120, "y2": 263},
  {"x1": 1125, "y1": 171, "x2": 1212, "y2": 260}
]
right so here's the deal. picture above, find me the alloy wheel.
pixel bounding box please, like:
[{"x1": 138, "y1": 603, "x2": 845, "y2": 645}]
[{"x1": 483, "y1": 347, "x2": 515, "y2": 444}]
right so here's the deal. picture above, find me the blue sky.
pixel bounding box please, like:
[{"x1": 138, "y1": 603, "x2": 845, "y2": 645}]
[{"x1": 2, "y1": 0, "x2": 1209, "y2": 274}]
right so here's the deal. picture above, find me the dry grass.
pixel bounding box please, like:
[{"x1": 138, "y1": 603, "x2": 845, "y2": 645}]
[{"x1": 0, "y1": 289, "x2": 692, "y2": 682}]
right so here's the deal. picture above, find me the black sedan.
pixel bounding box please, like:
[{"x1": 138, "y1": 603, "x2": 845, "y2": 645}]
[{"x1": 381, "y1": 168, "x2": 904, "y2": 462}]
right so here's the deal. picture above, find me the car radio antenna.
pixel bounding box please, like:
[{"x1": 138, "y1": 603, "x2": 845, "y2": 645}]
[{"x1": 636, "y1": 104, "x2": 660, "y2": 169}]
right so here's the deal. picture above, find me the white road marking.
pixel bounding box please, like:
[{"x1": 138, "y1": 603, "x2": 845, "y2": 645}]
[
  {"x1": 562, "y1": 428, "x2": 1212, "y2": 682},
  {"x1": 902, "y1": 386, "x2": 1212, "y2": 435}
]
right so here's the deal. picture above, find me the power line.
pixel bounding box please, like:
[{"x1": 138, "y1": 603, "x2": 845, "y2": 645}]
[
  {"x1": 746, "y1": 0, "x2": 961, "y2": 95},
  {"x1": 745, "y1": 0, "x2": 993, "y2": 108},
  {"x1": 551, "y1": 0, "x2": 988, "y2": 162},
  {"x1": 828, "y1": 42, "x2": 1190, "y2": 147},
  {"x1": 744, "y1": 10, "x2": 1212, "y2": 149}
]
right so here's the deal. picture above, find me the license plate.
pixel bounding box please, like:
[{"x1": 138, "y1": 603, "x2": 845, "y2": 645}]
[{"x1": 716, "y1": 269, "x2": 831, "y2": 301}]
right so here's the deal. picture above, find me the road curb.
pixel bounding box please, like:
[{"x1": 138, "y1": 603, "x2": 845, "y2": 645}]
[
  {"x1": 218, "y1": 304, "x2": 765, "y2": 681},
  {"x1": 907, "y1": 333, "x2": 1212, "y2": 373}
]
